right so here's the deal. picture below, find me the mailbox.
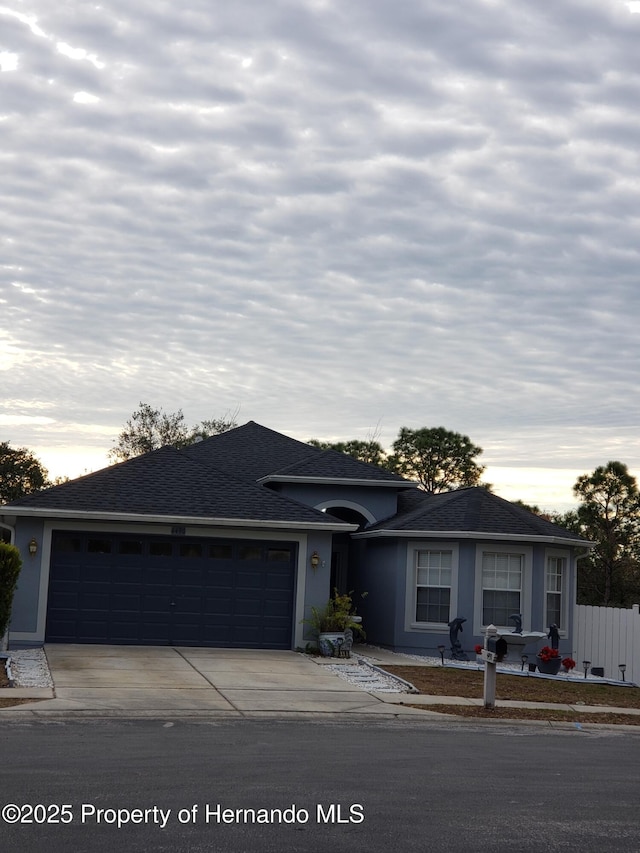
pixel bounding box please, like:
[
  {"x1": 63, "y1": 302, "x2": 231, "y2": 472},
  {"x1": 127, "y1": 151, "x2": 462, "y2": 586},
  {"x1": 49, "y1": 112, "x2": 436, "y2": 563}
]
[{"x1": 485, "y1": 635, "x2": 508, "y2": 662}]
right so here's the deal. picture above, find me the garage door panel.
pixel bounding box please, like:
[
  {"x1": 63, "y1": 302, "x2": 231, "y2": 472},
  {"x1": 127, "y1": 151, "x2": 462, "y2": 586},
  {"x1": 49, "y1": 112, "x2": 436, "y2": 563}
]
[
  {"x1": 175, "y1": 595, "x2": 202, "y2": 614},
  {"x1": 203, "y1": 596, "x2": 233, "y2": 615},
  {"x1": 111, "y1": 566, "x2": 144, "y2": 583},
  {"x1": 48, "y1": 590, "x2": 80, "y2": 610},
  {"x1": 236, "y1": 571, "x2": 262, "y2": 589},
  {"x1": 236, "y1": 597, "x2": 262, "y2": 616},
  {"x1": 78, "y1": 619, "x2": 110, "y2": 641},
  {"x1": 47, "y1": 532, "x2": 296, "y2": 648},
  {"x1": 109, "y1": 621, "x2": 143, "y2": 642},
  {"x1": 111, "y1": 594, "x2": 142, "y2": 611},
  {"x1": 203, "y1": 569, "x2": 233, "y2": 588},
  {"x1": 81, "y1": 592, "x2": 110, "y2": 610}
]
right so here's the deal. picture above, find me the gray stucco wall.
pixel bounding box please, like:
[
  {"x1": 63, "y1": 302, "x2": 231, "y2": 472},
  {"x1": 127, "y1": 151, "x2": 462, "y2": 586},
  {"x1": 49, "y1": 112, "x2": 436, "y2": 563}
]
[
  {"x1": 271, "y1": 482, "x2": 399, "y2": 525},
  {"x1": 358, "y1": 536, "x2": 577, "y2": 658},
  {"x1": 7, "y1": 517, "x2": 45, "y2": 636}
]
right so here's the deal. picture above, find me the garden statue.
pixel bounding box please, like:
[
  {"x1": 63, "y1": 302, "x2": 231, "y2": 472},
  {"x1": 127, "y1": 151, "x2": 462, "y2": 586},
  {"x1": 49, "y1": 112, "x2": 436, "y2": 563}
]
[
  {"x1": 548, "y1": 623, "x2": 559, "y2": 650},
  {"x1": 509, "y1": 613, "x2": 523, "y2": 634},
  {"x1": 447, "y1": 617, "x2": 469, "y2": 661}
]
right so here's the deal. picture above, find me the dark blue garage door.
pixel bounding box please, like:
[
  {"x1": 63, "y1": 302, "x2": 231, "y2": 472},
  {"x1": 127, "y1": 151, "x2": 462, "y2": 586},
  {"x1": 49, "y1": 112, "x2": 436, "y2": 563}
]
[{"x1": 46, "y1": 532, "x2": 297, "y2": 648}]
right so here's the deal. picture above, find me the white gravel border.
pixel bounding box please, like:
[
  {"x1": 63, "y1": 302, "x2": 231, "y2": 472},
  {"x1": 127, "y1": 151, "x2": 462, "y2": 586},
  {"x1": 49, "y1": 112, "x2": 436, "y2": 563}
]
[{"x1": 4, "y1": 648, "x2": 53, "y2": 688}]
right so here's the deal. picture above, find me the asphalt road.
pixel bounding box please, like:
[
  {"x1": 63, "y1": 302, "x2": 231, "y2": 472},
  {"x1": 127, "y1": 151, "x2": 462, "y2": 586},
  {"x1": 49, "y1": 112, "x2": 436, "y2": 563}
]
[{"x1": 2, "y1": 717, "x2": 639, "y2": 853}]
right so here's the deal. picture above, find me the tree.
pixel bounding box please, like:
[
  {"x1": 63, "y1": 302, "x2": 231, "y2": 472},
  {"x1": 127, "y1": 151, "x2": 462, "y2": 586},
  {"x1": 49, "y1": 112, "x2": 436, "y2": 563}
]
[
  {"x1": 0, "y1": 542, "x2": 22, "y2": 650},
  {"x1": 387, "y1": 426, "x2": 486, "y2": 492},
  {"x1": 109, "y1": 402, "x2": 238, "y2": 462},
  {"x1": 567, "y1": 461, "x2": 640, "y2": 606},
  {"x1": 0, "y1": 441, "x2": 51, "y2": 504},
  {"x1": 308, "y1": 439, "x2": 387, "y2": 467}
]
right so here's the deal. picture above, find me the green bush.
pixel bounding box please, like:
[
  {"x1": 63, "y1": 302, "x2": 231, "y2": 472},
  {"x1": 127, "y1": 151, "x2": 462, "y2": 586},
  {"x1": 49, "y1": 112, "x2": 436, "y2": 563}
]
[
  {"x1": 302, "y1": 590, "x2": 366, "y2": 639},
  {"x1": 0, "y1": 543, "x2": 22, "y2": 640}
]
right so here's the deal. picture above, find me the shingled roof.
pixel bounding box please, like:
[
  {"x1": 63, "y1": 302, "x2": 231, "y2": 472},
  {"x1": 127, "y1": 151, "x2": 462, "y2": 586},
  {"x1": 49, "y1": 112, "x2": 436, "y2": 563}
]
[
  {"x1": 261, "y1": 448, "x2": 411, "y2": 485},
  {"x1": 6, "y1": 445, "x2": 352, "y2": 528},
  {"x1": 357, "y1": 487, "x2": 591, "y2": 545},
  {"x1": 182, "y1": 421, "x2": 322, "y2": 481},
  {"x1": 183, "y1": 421, "x2": 410, "y2": 485}
]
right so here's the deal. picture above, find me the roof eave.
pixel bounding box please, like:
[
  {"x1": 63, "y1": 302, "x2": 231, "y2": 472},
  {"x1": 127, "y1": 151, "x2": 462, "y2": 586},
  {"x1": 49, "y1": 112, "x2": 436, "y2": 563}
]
[
  {"x1": 259, "y1": 474, "x2": 417, "y2": 488},
  {"x1": 2, "y1": 507, "x2": 357, "y2": 532},
  {"x1": 353, "y1": 529, "x2": 594, "y2": 547}
]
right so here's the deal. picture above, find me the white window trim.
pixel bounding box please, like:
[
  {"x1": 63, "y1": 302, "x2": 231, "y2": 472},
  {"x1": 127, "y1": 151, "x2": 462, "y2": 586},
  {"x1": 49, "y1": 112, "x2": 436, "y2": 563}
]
[
  {"x1": 543, "y1": 548, "x2": 570, "y2": 637},
  {"x1": 405, "y1": 541, "x2": 459, "y2": 632},
  {"x1": 473, "y1": 543, "x2": 533, "y2": 636}
]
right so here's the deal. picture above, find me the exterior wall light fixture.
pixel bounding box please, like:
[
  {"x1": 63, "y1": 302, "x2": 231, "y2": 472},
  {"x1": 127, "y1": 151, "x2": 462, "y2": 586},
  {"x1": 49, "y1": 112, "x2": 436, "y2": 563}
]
[
  {"x1": 28, "y1": 537, "x2": 38, "y2": 556},
  {"x1": 309, "y1": 551, "x2": 321, "y2": 570}
]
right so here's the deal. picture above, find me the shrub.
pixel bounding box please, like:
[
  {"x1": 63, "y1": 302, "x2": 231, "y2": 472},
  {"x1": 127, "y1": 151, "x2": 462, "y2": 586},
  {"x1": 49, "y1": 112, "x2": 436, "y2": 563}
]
[{"x1": 0, "y1": 543, "x2": 22, "y2": 641}]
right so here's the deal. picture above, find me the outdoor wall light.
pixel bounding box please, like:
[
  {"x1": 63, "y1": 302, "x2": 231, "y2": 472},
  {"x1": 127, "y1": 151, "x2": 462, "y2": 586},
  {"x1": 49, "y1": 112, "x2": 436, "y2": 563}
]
[
  {"x1": 28, "y1": 537, "x2": 38, "y2": 556},
  {"x1": 582, "y1": 660, "x2": 591, "y2": 679},
  {"x1": 619, "y1": 663, "x2": 627, "y2": 682},
  {"x1": 437, "y1": 644, "x2": 446, "y2": 666},
  {"x1": 309, "y1": 551, "x2": 321, "y2": 570}
]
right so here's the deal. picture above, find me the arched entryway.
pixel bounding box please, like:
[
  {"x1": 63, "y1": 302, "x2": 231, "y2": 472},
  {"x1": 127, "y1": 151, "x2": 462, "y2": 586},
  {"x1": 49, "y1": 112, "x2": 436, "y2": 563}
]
[{"x1": 316, "y1": 504, "x2": 370, "y2": 594}]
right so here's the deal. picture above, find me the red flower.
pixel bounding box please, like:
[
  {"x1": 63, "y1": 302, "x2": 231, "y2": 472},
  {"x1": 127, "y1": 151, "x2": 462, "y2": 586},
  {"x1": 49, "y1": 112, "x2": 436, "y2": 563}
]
[
  {"x1": 562, "y1": 657, "x2": 576, "y2": 670},
  {"x1": 537, "y1": 646, "x2": 560, "y2": 663},
  {"x1": 474, "y1": 644, "x2": 483, "y2": 655}
]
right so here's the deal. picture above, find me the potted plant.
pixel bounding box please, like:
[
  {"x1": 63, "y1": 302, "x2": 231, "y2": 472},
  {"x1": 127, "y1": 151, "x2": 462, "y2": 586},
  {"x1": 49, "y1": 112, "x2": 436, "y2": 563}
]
[
  {"x1": 561, "y1": 656, "x2": 576, "y2": 674},
  {"x1": 474, "y1": 644, "x2": 484, "y2": 664},
  {"x1": 536, "y1": 645, "x2": 562, "y2": 675},
  {"x1": 303, "y1": 590, "x2": 366, "y2": 657}
]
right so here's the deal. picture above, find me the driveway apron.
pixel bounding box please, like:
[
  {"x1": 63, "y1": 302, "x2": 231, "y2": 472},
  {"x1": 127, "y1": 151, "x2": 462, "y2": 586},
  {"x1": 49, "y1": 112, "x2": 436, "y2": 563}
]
[{"x1": 8, "y1": 645, "x2": 425, "y2": 716}]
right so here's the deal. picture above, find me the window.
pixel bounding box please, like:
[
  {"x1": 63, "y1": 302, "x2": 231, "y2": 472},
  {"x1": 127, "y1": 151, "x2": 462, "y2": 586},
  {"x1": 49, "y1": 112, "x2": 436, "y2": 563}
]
[
  {"x1": 481, "y1": 551, "x2": 522, "y2": 627},
  {"x1": 267, "y1": 548, "x2": 291, "y2": 562},
  {"x1": 239, "y1": 546, "x2": 262, "y2": 561},
  {"x1": 415, "y1": 550, "x2": 452, "y2": 624},
  {"x1": 180, "y1": 543, "x2": 203, "y2": 558},
  {"x1": 119, "y1": 540, "x2": 143, "y2": 555},
  {"x1": 545, "y1": 553, "x2": 567, "y2": 630},
  {"x1": 209, "y1": 544, "x2": 233, "y2": 559},
  {"x1": 54, "y1": 536, "x2": 82, "y2": 553},
  {"x1": 87, "y1": 538, "x2": 112, "y2": 554}
]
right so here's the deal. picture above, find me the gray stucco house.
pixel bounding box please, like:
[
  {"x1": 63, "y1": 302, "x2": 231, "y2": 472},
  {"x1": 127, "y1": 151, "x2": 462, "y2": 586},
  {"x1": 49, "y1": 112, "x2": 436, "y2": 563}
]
[{"x1": 0, "y1": 421, "x2": 589, "y2": 657}]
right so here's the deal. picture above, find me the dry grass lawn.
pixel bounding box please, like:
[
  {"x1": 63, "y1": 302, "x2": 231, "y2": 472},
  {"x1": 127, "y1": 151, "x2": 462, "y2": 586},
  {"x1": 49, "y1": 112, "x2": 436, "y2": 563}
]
[{"x1": 382, "y1": 665, "x2": 640, "y2": 725}]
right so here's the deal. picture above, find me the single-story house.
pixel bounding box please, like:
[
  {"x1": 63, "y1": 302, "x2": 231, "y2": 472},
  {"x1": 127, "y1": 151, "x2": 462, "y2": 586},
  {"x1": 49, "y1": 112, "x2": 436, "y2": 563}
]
[{"x1": 0, "y1": 421, "x2": 590, "y2": 657}]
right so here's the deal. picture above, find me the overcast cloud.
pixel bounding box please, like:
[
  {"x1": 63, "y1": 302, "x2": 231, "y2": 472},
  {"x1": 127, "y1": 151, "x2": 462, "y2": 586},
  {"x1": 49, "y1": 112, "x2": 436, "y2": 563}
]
[{"x1": 2, "y1": 0, "x2": 640, "y2": 510}]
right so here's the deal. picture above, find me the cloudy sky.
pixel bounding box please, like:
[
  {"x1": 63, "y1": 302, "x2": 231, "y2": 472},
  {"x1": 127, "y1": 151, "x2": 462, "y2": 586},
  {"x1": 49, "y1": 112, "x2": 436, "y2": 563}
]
[{"x1": 2, "y1": 0, "x2": 640, "y2": 511}]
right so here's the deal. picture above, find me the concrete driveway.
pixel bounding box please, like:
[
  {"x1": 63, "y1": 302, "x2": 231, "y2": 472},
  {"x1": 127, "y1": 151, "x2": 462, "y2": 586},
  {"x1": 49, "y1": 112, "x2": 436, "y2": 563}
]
[{"x1": 7, "y1": 644, "x2": 430, "y2": 717}]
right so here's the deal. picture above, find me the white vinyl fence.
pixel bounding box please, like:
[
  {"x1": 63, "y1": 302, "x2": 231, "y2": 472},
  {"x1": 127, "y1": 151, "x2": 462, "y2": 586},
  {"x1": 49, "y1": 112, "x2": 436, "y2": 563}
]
[{"x1": 573, "y1": 603, "x2": 640, "y2": 685}]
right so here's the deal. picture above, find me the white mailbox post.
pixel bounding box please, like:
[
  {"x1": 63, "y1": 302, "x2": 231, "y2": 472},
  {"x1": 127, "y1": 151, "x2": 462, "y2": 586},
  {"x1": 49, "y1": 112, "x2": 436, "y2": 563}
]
[{"x1": 482, "y1": 624, "x2": 498, "y2": 709}]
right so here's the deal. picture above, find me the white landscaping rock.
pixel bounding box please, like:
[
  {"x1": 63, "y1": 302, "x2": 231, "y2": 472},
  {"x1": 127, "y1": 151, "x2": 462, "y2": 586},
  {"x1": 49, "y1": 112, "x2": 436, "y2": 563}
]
[{"x1": 7, "y1": 648, "x2": 54, "y2": 688}]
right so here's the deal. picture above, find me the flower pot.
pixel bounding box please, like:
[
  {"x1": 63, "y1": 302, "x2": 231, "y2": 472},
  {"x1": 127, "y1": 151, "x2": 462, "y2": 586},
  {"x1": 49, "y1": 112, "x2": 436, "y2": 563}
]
[
  {"x1": 318, "y1": 632, "x2": 346, "y2": 657},
  {"x1": 536, "y1": 657, "x2": 562, "y2": 675}
]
